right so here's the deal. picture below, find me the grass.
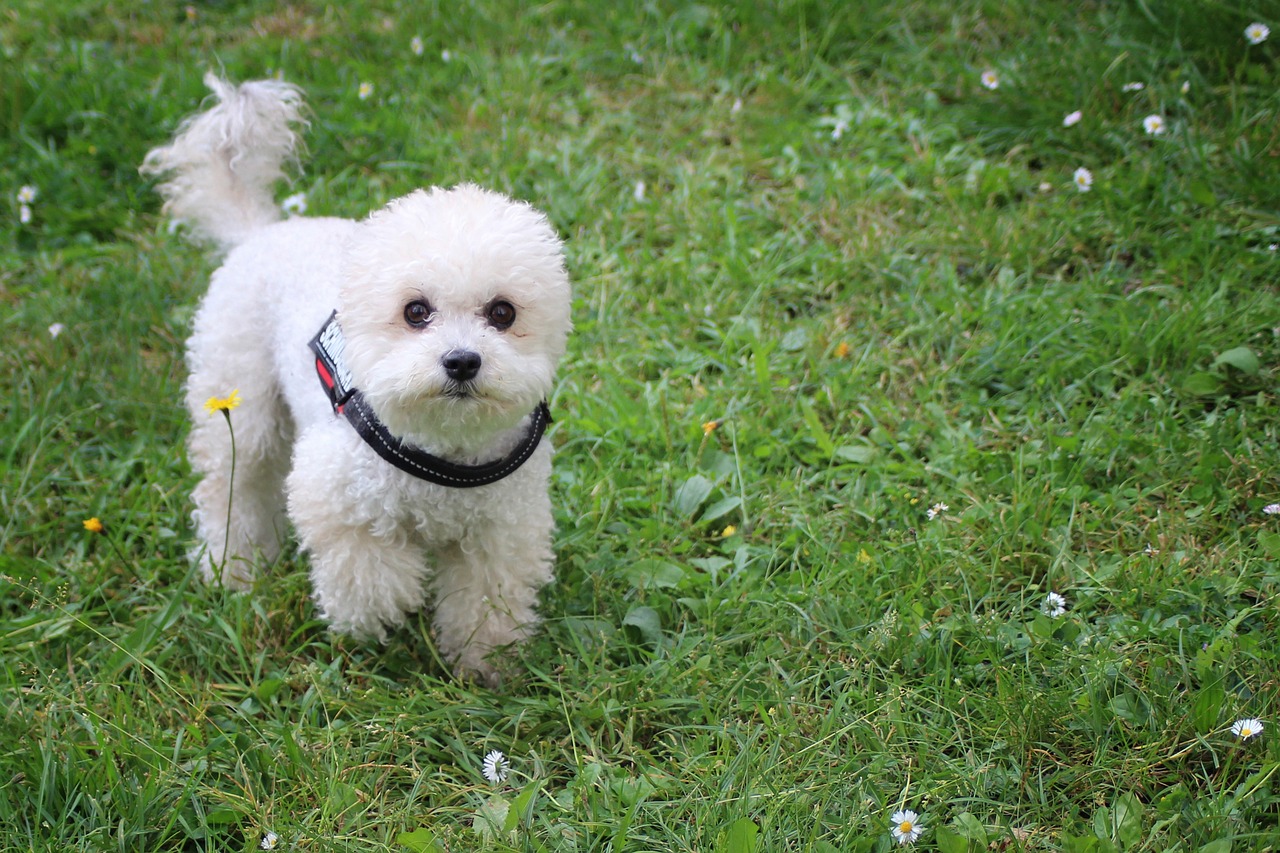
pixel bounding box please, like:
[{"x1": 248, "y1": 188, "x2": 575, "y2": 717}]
[{"x1": 3, "y1": 0, "x2": 1280, "y2": 850}]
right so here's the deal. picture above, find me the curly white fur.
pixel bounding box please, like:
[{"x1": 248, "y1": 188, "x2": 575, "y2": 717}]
[
  {"x1": 143, "y1": 75, "x2": 571, "y2": 685},
  {"x1": 141, "y1": 73, "x2": 306, "y2": 249}
]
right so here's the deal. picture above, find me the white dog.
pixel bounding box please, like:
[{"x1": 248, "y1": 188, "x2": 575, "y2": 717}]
[{"x1": 142, "y1": 74, "x2": 571, "y2": 683}]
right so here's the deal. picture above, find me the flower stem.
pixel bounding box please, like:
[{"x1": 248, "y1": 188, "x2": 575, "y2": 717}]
[{"x1": 219, "y1": 410, "x2": 237, "y2": 577}]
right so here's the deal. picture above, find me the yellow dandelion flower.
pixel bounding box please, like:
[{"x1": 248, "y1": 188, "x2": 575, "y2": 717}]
[
  {"x1": 857, "y1": 548, "x2": 872, "y2": 564},
  {"x1": 204, "y1": 390, "x2": 241, "y2": 415},
  {"x1": 834, "y1": 341, "x2": 851, "y2": 358},
  {"x1": 721, "y1": 525, "x2": 737, "y2": 538},
  {"x1": 83, "y1": 517, "x2": 104, "y2": 533},
  {"x1": 702, "y1": 419, "x2": 722, "y2": 435}
]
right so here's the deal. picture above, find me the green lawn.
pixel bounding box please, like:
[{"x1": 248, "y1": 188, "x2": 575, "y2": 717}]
[{"x1": 3, "y1": 1, "x2": 1280, "y2": 850}]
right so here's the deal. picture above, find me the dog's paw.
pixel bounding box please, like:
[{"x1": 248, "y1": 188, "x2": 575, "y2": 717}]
[
  {"x1": 458, "y1": 660, "x2": 503, "y2": 690},
  {"x1": 451, "y1": 646, "x2": 518, "y2": 690},
  {"x1": 198, "y1": 554, "x2": 256, "y2": 590}
]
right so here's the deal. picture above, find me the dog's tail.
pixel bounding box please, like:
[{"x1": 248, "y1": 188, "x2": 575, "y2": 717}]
[{"x1": 141, "y1": 73, "x2": 306, "y2": 250}]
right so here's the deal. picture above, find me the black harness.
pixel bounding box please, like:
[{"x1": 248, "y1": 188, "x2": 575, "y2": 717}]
[{"x1": 308, "y1": 311, "x2": 550, "y2": 487}]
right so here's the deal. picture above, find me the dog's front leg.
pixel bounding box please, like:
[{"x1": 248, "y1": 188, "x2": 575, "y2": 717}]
[
  {"x1": 287, "y1": 427, "x2": 429, "y2": 640},
  {"x1": 430, "y1": 527, "x2": 553, "y2": 687},
  {"x1": 301, "y1": 521, "x2": 429, "y2": 642}
]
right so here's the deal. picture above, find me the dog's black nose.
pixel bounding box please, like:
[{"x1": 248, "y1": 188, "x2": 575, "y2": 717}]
[{"x1": 442, "y1": 349, "x2": 482, "y2": 382}]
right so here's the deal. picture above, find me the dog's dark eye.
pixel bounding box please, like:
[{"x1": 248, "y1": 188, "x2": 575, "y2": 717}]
[
  {"x1": 404, "y1": 300, "x2": 433, "y2": 328},
  {"x1": 486, "y1": 300, "x2": 517, "y2": 330}
]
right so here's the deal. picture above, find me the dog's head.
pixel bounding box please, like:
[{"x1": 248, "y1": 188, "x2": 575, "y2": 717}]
[{"x1": 338, "y1": 185, "x2": 571, "y2": 455}]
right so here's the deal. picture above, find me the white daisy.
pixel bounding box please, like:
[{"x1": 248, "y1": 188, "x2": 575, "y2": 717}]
[
  {"x1": 281, "y1": 192, "x2": 307, "y2": 216},
  {"x1": 891, "y1": 809, "x2": 923, "y2": 845},
  {"x1": 633, "y1": 181, "x2": 646, "y2": 202},
  {"x1": 1245, "y1": 23, "x2": 1270, "y2": 45},
  {"x1": 1063, "y1": 110, "x2": 1083, "y2": 127},
  {"x1": 926, "y1": 502, "x2": 949, "y2": 520},
  {"x1": 1180, "y1": 80, "x2": 1191, "y2": 94},
  {"x1": 1042, "y1": 592, "x2": 1068, "y2": 617},
  {"x1": 980, "y1": 70, "x2": 999, "y2": 90},
  {"x1": 17, "y1": 185, "x2": 37, "y2": 204},
  {"x1": 358, "y1": 82, "x2": 374, "y2": 101},
  {"x1": 19, "y1": 204, "x2": 32, "y2": 225},
  {"x1": 1264, "y1": 503, "x2": 1280, "y2": 515},
  {"x1": 410, "y1": 35, "x2": 424, "y2": 56},
  {"x1": 1122, "y1": 81, "x2": 1145, "y2": 92},
  {"x1": 441, "y1": 49, "x2": 453, "y2": 62},
  {"x1": 1072, "y1": 167, "x2": 1093, "y2": 192},
  {"x1": 48, "y1": 323, "x2": 65, "y2": 338},
  {"x1": 1143, "y1": 114, "x2": 1166, "y2": 135},
  {"x1": 260, "y1": 831, "x2": 279, "y2": 850},
  {"x1": 821, "y1": 104, "x2": 854, "y2": 141},
  {"x1": 1231, "y1": 717, "x2": 1264, "y2": 739},
  {"x1": 481, "y1": 749, "x2": 509, "y2": 783}
]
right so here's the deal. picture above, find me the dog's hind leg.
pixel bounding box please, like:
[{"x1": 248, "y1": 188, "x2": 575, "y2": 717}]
[
  {"x1": 187, "y1": 423, "x2": 291, "y2": 588},
  {"x1": 186, "y1": 407, "x2": 292, "y2": 588},
  {"x1": 185, "y1": 348, "x2": 293, "y2": 588}
]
